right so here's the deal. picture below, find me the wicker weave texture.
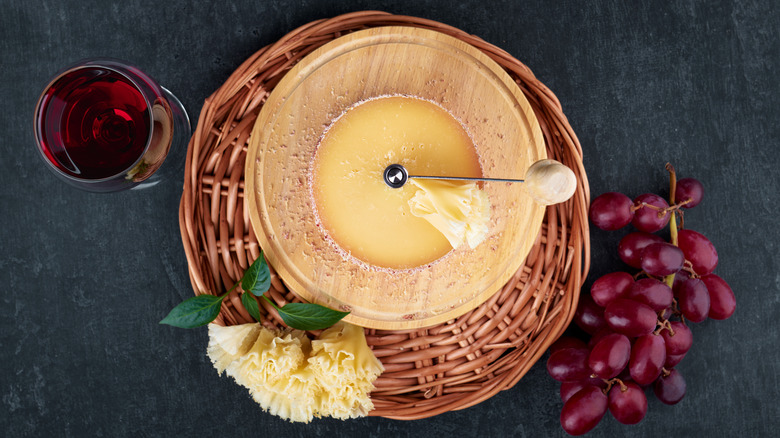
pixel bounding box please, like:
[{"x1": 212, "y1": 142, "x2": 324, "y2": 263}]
[{"x1": 179, "y1": 11, "x2": 590, "y2": 420}]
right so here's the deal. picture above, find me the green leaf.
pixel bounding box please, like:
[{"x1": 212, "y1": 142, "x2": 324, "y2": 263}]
[
  {"x1": 241, "y1": 292, "x2": 263, "y2": 322},
  {"x1": 159, "y1": 295, "x2": 224, "y2": 328},
  {"x1": 276, "y1": 302, "x2": 350, "y2": 331},
  {"x1": 241, "y1": 255, "x2": 271, "y2": 297}
]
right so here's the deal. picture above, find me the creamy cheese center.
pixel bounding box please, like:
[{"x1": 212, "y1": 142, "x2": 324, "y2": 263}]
[{"x1": 311, "y1": 95, "x2": 483, "y2": 269}]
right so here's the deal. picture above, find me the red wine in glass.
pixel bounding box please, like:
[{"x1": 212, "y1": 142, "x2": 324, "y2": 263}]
[{"x1": 34, "y1": 58, "x2": 190, "y2": 192}]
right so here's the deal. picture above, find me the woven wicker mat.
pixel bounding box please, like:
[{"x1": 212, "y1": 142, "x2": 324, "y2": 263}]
[{"x1": 179, "y1": 11, "x2": 590, "y2": 420}]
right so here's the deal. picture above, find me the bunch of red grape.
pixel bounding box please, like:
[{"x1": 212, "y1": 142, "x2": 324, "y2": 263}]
[{"x1": 548, "y1": 164, "x2": 736, "y2": 436}]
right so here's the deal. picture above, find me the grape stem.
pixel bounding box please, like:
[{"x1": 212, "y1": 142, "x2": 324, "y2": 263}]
[
  {"x1": 602, "y1": 377, "x2": 628, "y2": 393},
  {"x1": 631, "y1": 197, "x2": 690, "y2": 218},
  {"x1": 682, "y1": 260, "x2": 700, "y2": 278},
  {"x1": 667, "y1": 297, "x2": 688, "y2": 325},
  {"x1": 665, "y1": 163, "x2": 680, "y2": 289},
  {"x1": 654, "y1": 319, "x2": 676, "y2": 336},
  {"x1": 675, "y1": 206, "x2": 687, "y2": 229}
]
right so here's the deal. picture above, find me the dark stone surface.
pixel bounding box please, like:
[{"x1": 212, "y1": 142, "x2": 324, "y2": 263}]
[{"x1": 2, "y1": 0, "x2": 778, "y2": 436}]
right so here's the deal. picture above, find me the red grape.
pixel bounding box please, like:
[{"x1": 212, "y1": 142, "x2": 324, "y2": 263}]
[
  {"x1": 608, "y1": 382, "x2": 647, "y2": 425},
  {"x1": 629, "y1": 334, "x2": 666, "y2": 385},
  {"x1": 631, "y1": 193, "x2": 670, "y2": 233},
  {"x1": 574, "y1": 294, "x2": 608, "y2": 335},
  {"x1": 672, "y1": 269, "x2": 690, "y2": 290},
  {"x1": 561, "y1": 381, "x2": 597, "y2": 403},
  {"x1": 590, "y1": 192, "x2": 635, "y2": 230},
  {"x1": 659, "y1": 306, "x2": 674, "y2": 321},
  {"x1": 588, "y1": 327, "x2": 615, "y2": 348},
  {"x1": 560, "y1": 386, "x2": 608, "y2": 435},
  {"x1": 665, "y1": 352, "x2": 686, "y2": 368},
  {"x1": 660, "y1": 321, "x2": 693, "y2": 356},
  {"x1": 701, "y1": 274, "x2": 736, "y2": 320},
  {"x1": 677, "y1": 229, "x2": 718, "y2": 275},
  {"x1": 627, "y1": 278, "x2": 674, "y2": 311},
  {"x1": 550, "y1": 336, "x2": 589, "y2": 354},
  {"x1": 604, "y1": 299, "x2": 658, "y2": 337},
  {"x1": 591, "y1": 272, "x2": 634, "y2": 307},
  {"x1": 653, "y1": 369, "x2": 686, "y2": 405},
  {"x1": 615, "y1": 366, "x2": 633, "y2": 382},
  {"x1": 589, "y1": 333, "x2": 631, "y2": 379},
  {"x1": 675, "y1": 277, "x2": 711, "y2": 323},
  {"x1": 547, "y1": 347, "x2": 591, "y2": 382},
  {"x1": 582, "y1": 374, "x2": 610, "y2": 388},
  {"x1": 674, "y1": 178, "x2": 704, "y2": 208},
  {"x1": 618, "y1": 232, "x2": 665, "y2": 268},
  {"x1": 557, "y1": 172, "x2": 729, "y2": 433},
  {"x1": 640, "y1": 242, "x2": 685, "y2": 276}
]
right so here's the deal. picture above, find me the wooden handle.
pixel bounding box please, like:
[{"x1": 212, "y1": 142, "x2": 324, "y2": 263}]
[{"x1": 524, "y1": 159, "x2": 577, "y2": 205}]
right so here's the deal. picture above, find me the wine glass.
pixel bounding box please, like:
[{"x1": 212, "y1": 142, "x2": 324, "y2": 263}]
[{"x1": 33, "y1": 58, "x2": 191, "y2": 192}]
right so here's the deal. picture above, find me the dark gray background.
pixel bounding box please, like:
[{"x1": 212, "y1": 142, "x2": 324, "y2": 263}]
[{"x1": 2, "y1": 0, "x2": 778, "y2": 436}]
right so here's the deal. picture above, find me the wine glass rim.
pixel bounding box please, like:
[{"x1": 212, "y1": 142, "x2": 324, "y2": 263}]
[{"x1": 33, "y1": 58, "x2": 161, "y2": 185}]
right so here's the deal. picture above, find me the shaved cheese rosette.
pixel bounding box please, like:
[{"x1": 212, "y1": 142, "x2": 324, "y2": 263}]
[
  {"x1": 308, "y1": 322, "x2": 384, "y2": 419},
  {"x1": 408, "y1": 179, "x2": 490, "y2": 249},
  {"x1": 206, "y1": 322, "x2": 383, "y2": 422}
]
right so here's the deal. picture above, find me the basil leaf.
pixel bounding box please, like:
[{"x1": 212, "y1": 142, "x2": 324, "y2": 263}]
[
  {"x1": 159, "y1": 295, "x2": 224, "y2": 328},
  {"x1": 241, "y1": 292, "x2": 263, "y2": 322},
  {"x1": 277, "y1": 302, "x2": 349, "y2": 331},
  {"x1": 241, "y1": 255, "x2": 271, "y2": 296}
]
